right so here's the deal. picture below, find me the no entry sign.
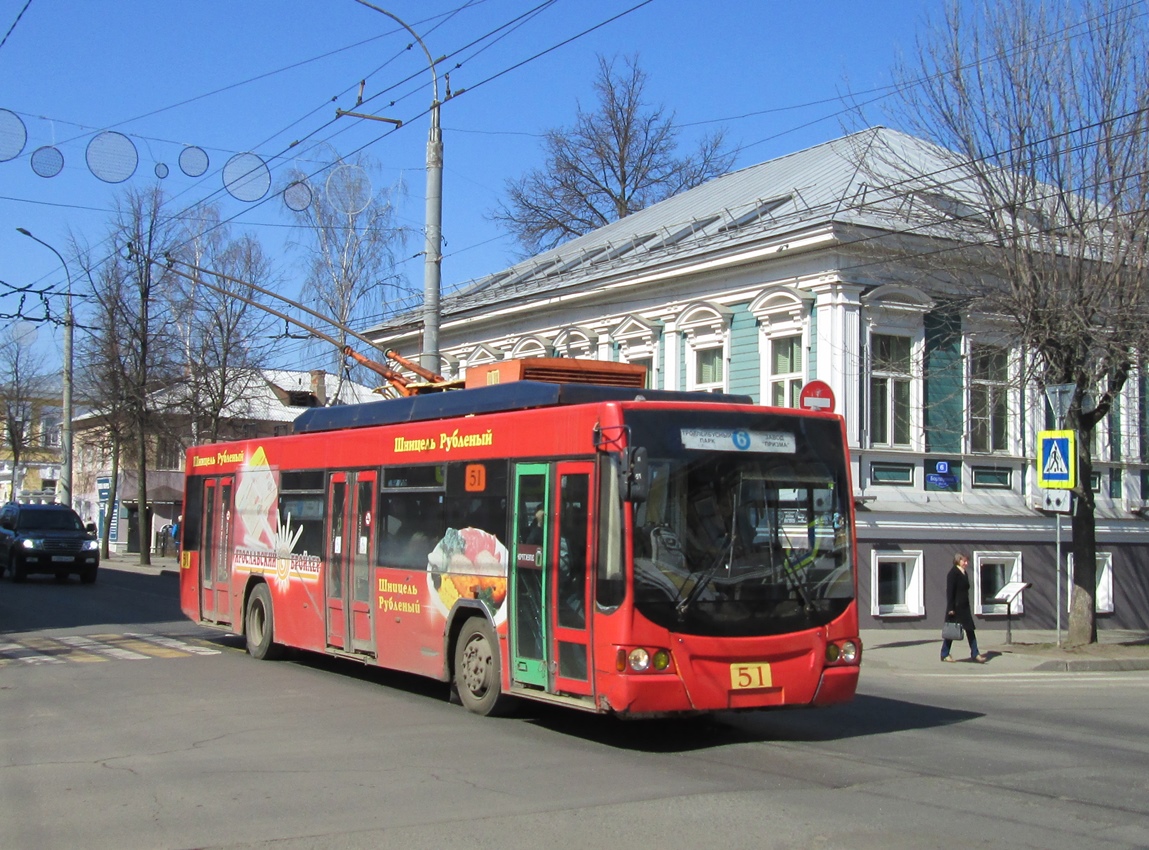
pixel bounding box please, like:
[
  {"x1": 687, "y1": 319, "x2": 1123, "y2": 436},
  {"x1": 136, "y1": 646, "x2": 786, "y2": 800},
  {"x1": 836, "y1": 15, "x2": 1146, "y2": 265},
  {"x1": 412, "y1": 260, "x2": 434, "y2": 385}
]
[{"x1": 798, "y1": 380, "x2": 835, "y2": 413}]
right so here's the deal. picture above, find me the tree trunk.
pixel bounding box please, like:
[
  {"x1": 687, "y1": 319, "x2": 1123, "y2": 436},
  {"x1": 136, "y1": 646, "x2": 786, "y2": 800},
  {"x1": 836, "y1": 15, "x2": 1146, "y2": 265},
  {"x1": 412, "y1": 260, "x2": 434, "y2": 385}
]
[
  {"x1": 1066, "y1": 427, "x2": 1098, "y2": 647},
  {"x1": 137, "y1": 428, "x2": 151, "y2": 566}
]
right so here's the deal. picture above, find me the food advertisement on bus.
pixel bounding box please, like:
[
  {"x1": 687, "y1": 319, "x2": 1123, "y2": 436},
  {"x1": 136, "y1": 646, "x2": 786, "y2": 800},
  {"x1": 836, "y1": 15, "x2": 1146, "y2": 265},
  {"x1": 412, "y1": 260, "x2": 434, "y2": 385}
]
[{"x1": 425, "y1": 527, "x2": 509, "y2": 625}]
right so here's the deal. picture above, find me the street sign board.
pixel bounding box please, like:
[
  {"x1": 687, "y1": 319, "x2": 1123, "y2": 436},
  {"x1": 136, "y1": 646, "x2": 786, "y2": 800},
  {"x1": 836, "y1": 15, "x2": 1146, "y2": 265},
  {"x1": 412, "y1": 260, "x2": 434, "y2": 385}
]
[
  {"x1": 1037, "y1": 430, "x2": 1075, "y2": 489},
  {"x1": 798, "y1": 380, "x2": 835, "y2": 412},
  {"x1": 1042, "y1": 490, "x2": 1072, "y2": 513},
  {"x1": 1045, "y1": 383, "x2": 1075, "y2": 425}
]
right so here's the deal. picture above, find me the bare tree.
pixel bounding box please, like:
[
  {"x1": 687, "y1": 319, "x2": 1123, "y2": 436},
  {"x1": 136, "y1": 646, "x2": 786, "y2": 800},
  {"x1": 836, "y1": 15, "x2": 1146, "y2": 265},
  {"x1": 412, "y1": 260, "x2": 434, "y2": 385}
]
[
  {"x1": 173, "y1": 206, "x2": 277, "y2": 444},
  {"x1": 872, "y1": 0, "x2": 1149, "y2": 645},
  {"x1": 77, "y1": 187, "x2": 184, "y2": 565},
  {"x1": 289, "y1": 153, "x2": 410, "y2": 381},
  {"x1": 492, "y1": 54, "x2": 735, "y2": 255},
  {"x1": 0, "y1": 324, "x2": 52, "y2": 499}
]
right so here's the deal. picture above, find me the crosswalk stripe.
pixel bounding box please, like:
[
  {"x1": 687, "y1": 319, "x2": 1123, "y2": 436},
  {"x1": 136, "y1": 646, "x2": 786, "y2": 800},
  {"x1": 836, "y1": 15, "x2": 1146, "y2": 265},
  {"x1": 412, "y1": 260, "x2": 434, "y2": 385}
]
[
  {"x1": 0, "y1": 632, "x2": 226, "y2": 666},
  {"x1": 123, "y1": 633, "x2": 222, "y2": 655}
]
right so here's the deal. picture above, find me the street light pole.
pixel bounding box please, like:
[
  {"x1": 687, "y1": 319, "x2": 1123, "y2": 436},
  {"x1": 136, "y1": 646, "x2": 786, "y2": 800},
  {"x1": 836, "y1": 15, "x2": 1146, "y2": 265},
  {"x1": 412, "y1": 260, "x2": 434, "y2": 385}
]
[
  {"x1": 352, "y1": 1, "x2": 443, "y2": 375},
  {"x1": 16, "y1": 227, "x2": 73, "y2": 508}
]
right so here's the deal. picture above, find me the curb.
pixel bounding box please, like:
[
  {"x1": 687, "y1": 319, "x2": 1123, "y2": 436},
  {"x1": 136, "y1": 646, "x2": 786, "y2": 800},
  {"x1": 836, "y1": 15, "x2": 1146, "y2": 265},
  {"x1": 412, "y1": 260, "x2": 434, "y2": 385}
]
[{"x1": 1032, "y1": 658, "x2": 1149, "y2": 673}]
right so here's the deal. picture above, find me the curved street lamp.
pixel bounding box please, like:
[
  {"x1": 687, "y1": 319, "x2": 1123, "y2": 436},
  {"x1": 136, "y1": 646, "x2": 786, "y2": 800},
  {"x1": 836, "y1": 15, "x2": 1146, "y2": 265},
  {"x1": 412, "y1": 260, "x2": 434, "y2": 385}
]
[
  {"x1": 15, "y1": 227, "x2": 73, "y2": 508},
  {"x1": 351, "y1": 1, "x2": 443, "y2": 375}
]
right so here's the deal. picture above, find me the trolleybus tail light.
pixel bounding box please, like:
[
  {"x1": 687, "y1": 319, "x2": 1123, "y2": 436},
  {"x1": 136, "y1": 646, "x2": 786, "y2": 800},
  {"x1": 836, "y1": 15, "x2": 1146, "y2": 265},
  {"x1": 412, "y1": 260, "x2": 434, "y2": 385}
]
[
  {"x1": 825, "y1": 640, "x2": 859, "y2": 665},
  {"x1": 615, "y1": 646, "x2": 672, "y2": 673}
]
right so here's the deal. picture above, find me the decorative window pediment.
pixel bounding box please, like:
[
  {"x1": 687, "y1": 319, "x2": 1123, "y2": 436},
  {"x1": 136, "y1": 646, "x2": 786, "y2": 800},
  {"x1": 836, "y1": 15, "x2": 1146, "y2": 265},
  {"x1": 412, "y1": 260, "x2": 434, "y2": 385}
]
[
  {"x1": 748, "y1": 285, "x2": 814, "y2": 325},
  {"x1": 509, "y1": 335, "x2": 555, "y2": 359},
  {"x1": 552, "y1": 326, "x2": 599, "y2": 358},
  {"x1": 862, "y1": 284, "x2": 934, "y2": 320},
  {"x1": 676, "y1": 301, "x2": 732, "y2": 341},
  {"x1": 463, "y1": 343, "x2": 506, "y2": 366}
]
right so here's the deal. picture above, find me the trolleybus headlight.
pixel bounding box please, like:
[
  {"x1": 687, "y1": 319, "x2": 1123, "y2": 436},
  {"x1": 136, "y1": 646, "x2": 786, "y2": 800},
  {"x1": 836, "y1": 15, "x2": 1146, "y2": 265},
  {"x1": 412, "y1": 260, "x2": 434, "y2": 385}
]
[
  {"x1": 652, "y1": 649, "x2": 671, "y2": 671},
  {"x1": 825, "y1": 643, "x2": 841, "y2": 663},
  {"x1": 840, "y1": 641, "x2": 859, "y2": 664},
  {"x1": 628, "y1": 647, "x2": 651, "y2": 672}
]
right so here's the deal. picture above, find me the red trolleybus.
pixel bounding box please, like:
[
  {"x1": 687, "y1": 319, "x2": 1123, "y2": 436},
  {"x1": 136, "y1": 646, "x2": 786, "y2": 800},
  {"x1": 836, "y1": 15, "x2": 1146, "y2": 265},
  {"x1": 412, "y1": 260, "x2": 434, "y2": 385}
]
[{"x1": 179, "y1": 367, "x2": 860, "y2": 717}]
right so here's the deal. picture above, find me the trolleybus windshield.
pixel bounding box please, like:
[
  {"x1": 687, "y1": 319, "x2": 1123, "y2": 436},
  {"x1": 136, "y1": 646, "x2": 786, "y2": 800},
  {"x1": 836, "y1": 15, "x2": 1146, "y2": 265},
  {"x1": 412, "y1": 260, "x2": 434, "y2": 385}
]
[{"x1": 626, "y1": 408, "x2": 853, "y2": 637}]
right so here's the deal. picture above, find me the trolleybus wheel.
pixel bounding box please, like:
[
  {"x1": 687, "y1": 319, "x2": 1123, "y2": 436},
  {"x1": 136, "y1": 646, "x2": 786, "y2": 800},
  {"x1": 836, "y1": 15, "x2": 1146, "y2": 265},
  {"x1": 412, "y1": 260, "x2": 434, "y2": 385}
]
[
  {"x1": 454, "y1": 617, "x2": 514, "y2": 717},
  {"x1": 245, "y1": 583, "x2": 284, "y2": 660}
]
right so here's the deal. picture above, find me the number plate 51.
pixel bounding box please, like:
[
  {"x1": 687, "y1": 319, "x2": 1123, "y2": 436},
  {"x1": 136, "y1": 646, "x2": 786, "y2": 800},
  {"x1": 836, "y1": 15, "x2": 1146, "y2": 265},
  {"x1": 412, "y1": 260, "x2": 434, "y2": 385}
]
[{"x1": 730, "y1": 662, "x2": 772, "y2": 690}]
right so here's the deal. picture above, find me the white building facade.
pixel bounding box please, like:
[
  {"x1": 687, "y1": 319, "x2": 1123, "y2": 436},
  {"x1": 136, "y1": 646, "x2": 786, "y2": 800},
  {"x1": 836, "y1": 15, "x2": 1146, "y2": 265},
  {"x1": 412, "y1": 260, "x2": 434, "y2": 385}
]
[{"x1": 368, "y1": 128, "x2": 1149, "y2": 633}]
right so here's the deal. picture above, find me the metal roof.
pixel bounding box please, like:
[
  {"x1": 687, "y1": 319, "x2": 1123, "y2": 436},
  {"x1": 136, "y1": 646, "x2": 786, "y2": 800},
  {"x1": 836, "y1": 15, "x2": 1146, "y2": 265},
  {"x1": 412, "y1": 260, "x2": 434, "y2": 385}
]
[{"x1": 366, "y1": 127, "x2": 974, "y2": 335}]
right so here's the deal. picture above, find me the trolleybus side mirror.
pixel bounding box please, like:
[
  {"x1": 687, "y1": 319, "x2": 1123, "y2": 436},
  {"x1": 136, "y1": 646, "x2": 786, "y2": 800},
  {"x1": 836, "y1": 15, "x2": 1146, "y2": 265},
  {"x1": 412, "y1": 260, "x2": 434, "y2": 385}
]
[{"x1": 626, "y1": 446, "x2": 649, "y2": 503}]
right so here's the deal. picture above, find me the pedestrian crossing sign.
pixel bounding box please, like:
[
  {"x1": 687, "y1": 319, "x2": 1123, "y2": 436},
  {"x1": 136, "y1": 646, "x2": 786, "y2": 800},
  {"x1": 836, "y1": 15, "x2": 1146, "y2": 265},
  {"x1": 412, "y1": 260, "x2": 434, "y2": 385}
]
[{"x1": 1037, "y1": 430, "x2": 1075, "y2": 489}]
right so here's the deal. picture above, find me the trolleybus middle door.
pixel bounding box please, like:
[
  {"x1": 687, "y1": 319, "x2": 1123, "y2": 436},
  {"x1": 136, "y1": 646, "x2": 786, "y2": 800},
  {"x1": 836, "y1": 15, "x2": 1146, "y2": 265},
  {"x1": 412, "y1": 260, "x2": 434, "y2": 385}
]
[
  {"x1": 511, "y1": 463, "x2": 550, "y2": 688},
  {"x1": 550, "y1": 464, "x2": 593, "y2": 696},
  {"x1": 325, "y1": 471, "x2": 377, "y2": 656},
  {"x1": 199, "y1": 476, "x2": 234, "y2": 626}
]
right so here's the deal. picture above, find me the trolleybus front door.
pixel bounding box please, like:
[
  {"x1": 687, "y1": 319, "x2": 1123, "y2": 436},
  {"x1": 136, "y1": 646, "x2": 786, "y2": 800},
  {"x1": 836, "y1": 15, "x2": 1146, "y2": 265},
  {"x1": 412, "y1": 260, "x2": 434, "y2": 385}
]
[
  {"x1": 550, "y1": 464, "x2": 593, "y2": 696},
  {"x1": 325, "y1": 471, "x2": 376, "y2": 656},
  {"x1": 511, "y1": 464, "x2": 549, "y2": 688},
  {"x1": 199, "y1": 476, "x2": 234, "y2": 626}
]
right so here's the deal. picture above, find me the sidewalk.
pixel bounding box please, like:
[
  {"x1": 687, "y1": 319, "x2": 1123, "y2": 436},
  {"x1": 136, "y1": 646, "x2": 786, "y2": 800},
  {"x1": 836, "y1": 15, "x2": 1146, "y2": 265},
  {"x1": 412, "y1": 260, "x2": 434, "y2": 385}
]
[{"x1": 861, "y1": 628, "x2": 1149, "y2": 673}]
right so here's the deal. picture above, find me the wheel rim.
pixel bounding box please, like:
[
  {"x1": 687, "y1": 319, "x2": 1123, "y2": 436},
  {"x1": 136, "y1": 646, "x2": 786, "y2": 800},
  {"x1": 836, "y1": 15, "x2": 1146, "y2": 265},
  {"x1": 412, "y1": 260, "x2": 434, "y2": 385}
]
[{"x1": 460, "y1": 632, "x2": 494, "y2": 699}]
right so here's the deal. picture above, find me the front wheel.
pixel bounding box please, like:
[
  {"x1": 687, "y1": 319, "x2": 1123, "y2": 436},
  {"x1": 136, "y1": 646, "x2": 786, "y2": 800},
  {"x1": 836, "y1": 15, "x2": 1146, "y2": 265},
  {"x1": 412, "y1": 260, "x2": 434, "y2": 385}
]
[
  {"x1": 453, "y1": 617, "x2": 515, "y2": 717},
  {"x1": 10, "y1": 554, "x2": 26, "y2": 583},
  {"x1": 245, "y1": 584, "x2": 284, "y2": 660}
]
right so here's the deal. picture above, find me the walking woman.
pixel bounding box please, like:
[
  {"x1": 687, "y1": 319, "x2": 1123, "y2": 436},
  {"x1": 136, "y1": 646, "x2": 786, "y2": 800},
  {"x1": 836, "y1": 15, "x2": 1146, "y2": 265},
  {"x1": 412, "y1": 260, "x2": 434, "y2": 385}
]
[{"x1": 942, "y1": 553, "x2": 988, "y2": 663}]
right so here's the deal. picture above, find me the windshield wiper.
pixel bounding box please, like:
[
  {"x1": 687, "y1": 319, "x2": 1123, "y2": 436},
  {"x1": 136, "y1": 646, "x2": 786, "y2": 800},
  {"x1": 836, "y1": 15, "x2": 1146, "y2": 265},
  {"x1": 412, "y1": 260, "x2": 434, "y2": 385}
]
[{"x1": 675, "y1": 530, "x2": 734, "y2": 620}]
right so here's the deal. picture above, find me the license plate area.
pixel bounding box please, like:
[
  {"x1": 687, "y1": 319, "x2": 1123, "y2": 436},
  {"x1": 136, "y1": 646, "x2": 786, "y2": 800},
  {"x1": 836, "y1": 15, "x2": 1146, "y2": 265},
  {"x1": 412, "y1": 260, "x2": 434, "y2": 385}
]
[
  {"x1": 730, "y1": 661, "x2": 772, "y2": 690},
  {"x1": 51, "y1": 555, "x2": 74, "y2": 562}
]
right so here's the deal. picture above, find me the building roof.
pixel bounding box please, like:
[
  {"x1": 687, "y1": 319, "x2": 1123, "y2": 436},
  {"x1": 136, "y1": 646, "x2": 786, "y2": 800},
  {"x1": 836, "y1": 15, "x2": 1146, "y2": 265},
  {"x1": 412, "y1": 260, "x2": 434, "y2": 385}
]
[{"x1": 367, "y1": 127, "x2": 972, "y2": 336}]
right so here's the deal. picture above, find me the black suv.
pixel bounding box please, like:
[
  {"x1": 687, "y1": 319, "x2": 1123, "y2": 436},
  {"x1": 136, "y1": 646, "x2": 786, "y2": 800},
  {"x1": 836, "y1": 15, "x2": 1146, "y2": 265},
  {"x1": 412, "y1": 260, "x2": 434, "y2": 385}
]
[{"x1": 0, "y1": 502, "x2": 100, "y2": 583}]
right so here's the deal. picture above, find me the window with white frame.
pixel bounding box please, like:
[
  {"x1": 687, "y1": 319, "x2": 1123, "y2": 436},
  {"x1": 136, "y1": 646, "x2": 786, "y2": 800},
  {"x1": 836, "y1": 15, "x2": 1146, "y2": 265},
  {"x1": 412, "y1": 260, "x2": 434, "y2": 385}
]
[
  {"x1": 693, "y1": 346, "x2": 724, "y2": 392},
  {"x1": 679, "y1": 302, "x2": 731, "y2": 394},
  {"x1": 613, "y1": 314, "x2": 663, "y2": 392},
  {"x1": 969, "y1": 344, "x2": 1009, "y2": 453},
  {"x1": 769, "y1": 334, "x2": 803, "y2": 407},
  {"x1": 869, "y1": 333, "x2": 912, "y2": 447},
  {"x1": 973, "y1": 551, "x2": 1022, "y2": 615},
  {"x1": 39, "y1": 412, "x2": 62, "y2": 448},
  {"x1": 1066, "y1": 552, "x2": 1115, "y2": 614},
  {"x1": 871, "y1": 550, "x2": 924, "y2": 616}
]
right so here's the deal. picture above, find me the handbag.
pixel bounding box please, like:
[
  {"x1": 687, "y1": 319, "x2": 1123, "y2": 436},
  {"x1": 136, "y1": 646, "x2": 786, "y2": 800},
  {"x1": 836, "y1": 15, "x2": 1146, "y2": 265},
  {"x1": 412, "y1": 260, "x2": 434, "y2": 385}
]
[{"x1": 941, "y1": 620, "x2": 964, "y2": 641}]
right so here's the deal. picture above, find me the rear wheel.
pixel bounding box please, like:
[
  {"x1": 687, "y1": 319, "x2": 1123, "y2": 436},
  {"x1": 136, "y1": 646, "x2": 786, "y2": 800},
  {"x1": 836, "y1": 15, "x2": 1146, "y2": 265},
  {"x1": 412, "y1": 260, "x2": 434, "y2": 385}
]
[
  {"x1": 245, "y1": 583, "x2": 284, "y2": 660},
  {"x1": 454, "y1": 617, "x2": 514, "y2": 716}
]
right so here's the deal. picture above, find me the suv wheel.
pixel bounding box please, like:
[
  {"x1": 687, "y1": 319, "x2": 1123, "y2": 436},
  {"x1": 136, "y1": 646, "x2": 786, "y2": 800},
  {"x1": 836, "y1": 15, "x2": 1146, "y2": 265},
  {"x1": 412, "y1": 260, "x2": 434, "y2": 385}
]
[
  {"x1": 80, "y1": 565, "x2": 98, "y2": 584},
  {"x1": 10, "y1": 554, "x2": 27, "y2": 583}
]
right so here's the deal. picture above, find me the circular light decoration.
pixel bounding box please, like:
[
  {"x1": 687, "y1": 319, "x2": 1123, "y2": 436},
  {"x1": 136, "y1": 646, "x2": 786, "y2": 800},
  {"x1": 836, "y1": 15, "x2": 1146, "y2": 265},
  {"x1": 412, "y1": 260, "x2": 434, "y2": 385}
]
[
  {"x1": 154, "y1": 162, "x2": 169, "y2": 179},
  {"x1": 283, "y1": 179, "x2": 313, "y2": 212},
  {"x1": 178, "y1": 145, "x2": 209, "y2": 177},
  {"x1": 31, "y1": 145, "x2": 64, "y2": 178},
  {"x1": 326, "y1": 163, "x2": 372, "y2": 215},
  {"x1": 223, "y1": 152, "x2": 271, "y2": 202},
  {"x1": 86, "y1": 130, "x2": 138, "y2": 183},
  {"x1": 0, "y1": 108, "x2": 27, "y2": 161}
]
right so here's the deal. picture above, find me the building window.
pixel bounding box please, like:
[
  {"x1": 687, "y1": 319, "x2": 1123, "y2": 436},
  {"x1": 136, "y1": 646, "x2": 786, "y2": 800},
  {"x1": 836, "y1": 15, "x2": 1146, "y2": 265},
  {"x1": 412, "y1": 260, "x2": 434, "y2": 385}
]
[
  {"x1": 693, "y1": 346, "x2": 725, "y2": 393},
  {"x1": 870, "y1": 462, "x2": 914, "y2": 485},
  {"x1": 973, "y1": 551, "x2": 1022, "y2": 615},
  {"x1": 1067, "y1": 552, "x2": 1114, "y2": 614},
  {"x1": 628, "y1": 355, "x2": 654, "y2": 389},
  {"x1": 769, "y1": 334, "x2": 803, "y2": 407},
  {"x1": 969, "y1": 344, "x2": 1009, "y2": 453},
  {"x1": 870, "y1": 333, "x2": 912, "y2": 447},
  {"x1": 39, "y1": 413, "x2": 62, "y2": 448},
  {"x1": 971, "y1": 466, "x2": 1012, "y2": 488},
  {"x1": 871, "y1": 550, "x2": 924, "y2": 616}
]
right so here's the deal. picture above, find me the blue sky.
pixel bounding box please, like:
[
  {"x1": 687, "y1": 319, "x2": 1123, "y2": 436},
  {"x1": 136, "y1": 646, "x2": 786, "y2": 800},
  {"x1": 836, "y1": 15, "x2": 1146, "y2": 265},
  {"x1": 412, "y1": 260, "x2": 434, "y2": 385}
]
[{"x1": 0, "y1": 0, "x2": 938, "y2": 368}]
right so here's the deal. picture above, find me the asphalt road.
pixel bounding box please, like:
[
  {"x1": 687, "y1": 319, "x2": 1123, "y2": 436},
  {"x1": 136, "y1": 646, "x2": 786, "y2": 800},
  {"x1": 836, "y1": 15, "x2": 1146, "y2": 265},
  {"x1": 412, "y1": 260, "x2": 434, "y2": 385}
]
[{"x1": 2, "y1": 565, "x2": 1148, "y2": 850}]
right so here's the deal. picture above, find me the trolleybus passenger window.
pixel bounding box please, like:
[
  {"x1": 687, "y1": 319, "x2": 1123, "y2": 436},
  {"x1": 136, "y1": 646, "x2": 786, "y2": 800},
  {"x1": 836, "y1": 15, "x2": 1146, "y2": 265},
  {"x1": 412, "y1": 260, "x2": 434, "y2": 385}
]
[
  {"x1": 378, "y1": 493, "x2": 445, "y2": 570},
  {"x1": 278, "y1": 474, "x2": 325, "y2": 560}
]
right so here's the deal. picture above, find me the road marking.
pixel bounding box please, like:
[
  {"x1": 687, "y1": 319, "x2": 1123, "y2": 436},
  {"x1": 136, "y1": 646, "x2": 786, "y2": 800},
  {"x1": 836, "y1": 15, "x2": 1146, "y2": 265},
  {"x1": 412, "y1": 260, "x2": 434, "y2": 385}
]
[
  {"x1": 0, "y1": 633, "x2": 224, "y2": 666},
  {"x1": 123, "y1": 632, "x2": 223, "y2": 655}
]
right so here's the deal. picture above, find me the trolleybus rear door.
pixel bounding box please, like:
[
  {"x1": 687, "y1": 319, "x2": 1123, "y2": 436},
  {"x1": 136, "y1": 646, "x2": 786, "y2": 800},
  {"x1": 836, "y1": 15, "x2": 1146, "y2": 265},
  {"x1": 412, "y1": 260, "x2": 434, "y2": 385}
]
[
  {"x1": 199, "y1": 476, "x2": 234, "y2": 626},
  {"x1": 511, "y1": 464, "x2": 549, "y2": 688},
  {"x1": 325, "y1": 471, "x2": 377, "y2": 656},
  {"x1": 550, "y1": 464, "x2": 593, "y2": 695}
]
